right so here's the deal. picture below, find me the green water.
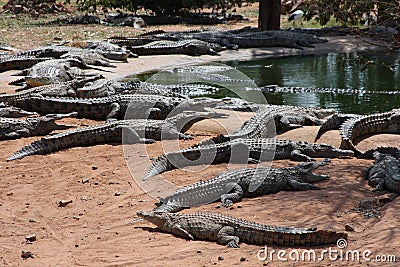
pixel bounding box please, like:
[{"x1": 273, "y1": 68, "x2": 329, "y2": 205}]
[
  {"x1": 226, "y1": 52, "x2": 400, "y2": 114},
  {"x1": 136, "y1": 51, "x2": 400, "y2": 114}
]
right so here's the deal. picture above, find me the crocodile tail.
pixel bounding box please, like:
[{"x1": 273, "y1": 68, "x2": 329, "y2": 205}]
[
  {"x1": 8, "y1": 138, "x2": 57, "y2": 161},
  {"x1": 7, "y1": 124, "x2": 112, "y2": 161},
  {"x1": 255, "y1": 230, "x2": 348, "y2": 246},
  {"x1": 143, "y1": 154, "x2": 175, "y2": 180}
]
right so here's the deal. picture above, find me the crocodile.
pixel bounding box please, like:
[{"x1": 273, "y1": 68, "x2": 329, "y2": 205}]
[
  {"x1": 59, "y1": 51, "x2": 116, "y2": 68},
  {"x1": 0, "y1": 103, "x2": 37, "y2": 118},
  {"x1": 365, "y1": 152, "x2": 400, "y2": 194},
  {"x1": 125, "y1": 80, "x2": 220, "y2": 97},
  {"x1": 143, "y1": 137, "x2": 353, "y2": 179},
  {"x1": 339, "y1": 108, "x2": 400, "y2": 154},
  {"x1": 0, "y1": 56, "x2": 53, "y2": 73},
  {"x1": 315, "y1": 113, "x2": 362, "y2": 141},
  {"x1": 0, "y1": 112, "x2": 77, "y2": 140},
  {"x1": 11, "y1": 44, "x2": 131, "y2": 62},
  {"x1": 136, "y1": 211, "x2": 347, "y2": 247},
  {"x1": 84, "y1": 41, "x2": 133, "y2": 61},
  {"x1": 0, "y1": 77, "x2": 103, "y2": 104},
  {"x1": 13, "y1": 58, "x2": 103, "y2": 87},
  {"x1": 248, "y1": 84, "x2": 400, "y2": 95},
  {"x1": 228, "y1": 104, "x2": 336, "y2": 138},
  {"x1": 15, "y1": 94, "x2": 221, "y2": 121},
  {"x1": 7, "y1": 111, "x2": 217, "y2": 160},
  {"x1": 127, "y1": 39, "x2": 224, "y2": 56},
  {"x1": 102, "y1": 13, "x2": 146, "y2": 29},
  {"x1": 154, "y1": 159, "x2": 331, "y2": 213},
  {"x1": 151, "y1": 28, "x2": 327, "y2": 50}
]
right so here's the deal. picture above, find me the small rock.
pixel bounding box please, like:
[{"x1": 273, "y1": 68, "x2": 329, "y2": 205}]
[
  {"x1": 72, "y1": 216, "x2": 80, "y2": 220},
  {"x1": 240, "y1": 256, "x2": 246, "y2": 262},
  {"x1": 25, "y1": 233, "x2": 36, "y2": 242},
  {"x1": 345, "y1": 224, "x2": 355, "y2": 232},
  {"x1": 21, "y1": 250, "x2": 35, "y2": 259},
  {"x1": 82, "y1": 178, "x2": 89, "y2": 184},
  {"x1": 237, "y1": 205, "x2": 242, "y2": 208},
  {"x1": 114, "y1": 192, "x2": 121, "y2": 196},
  {"x1": 58, "y1": 199, "x2": 73, "y2": 207},
  {"x1": 218, "y1": 256, "x2": 224, "y2": 261},
  {"x1": 196, "y1": 250, "x2": 202, "y2": 253},
  {"x1": 92, "y1": 165, "x2": 98, "y2": 170},
  {"x1": 75, "y1": 244, "x2": 79, "y2": 247},
  {"x1": 0, "y1": 202, "x2": 3, "y2": 206},
  {"x1": 28, "y1": 219, "x2": 36, "y2": 223}
]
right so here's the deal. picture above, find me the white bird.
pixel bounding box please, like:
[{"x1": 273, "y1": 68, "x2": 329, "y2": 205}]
[{"x1": 288, "y1": 10, "x2": 304, "y2": 28}]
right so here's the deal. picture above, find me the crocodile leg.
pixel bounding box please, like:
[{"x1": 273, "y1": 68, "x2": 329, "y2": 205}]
[
  {"x1": 287, "y1": 180, "x2": 321, "y2": 190},
  {"x1": 220, "y1": 183, "x2": 244, "y2": 207},
  {"x1": 290, "y1": 149, "x2": 314, "y2": 161},
  {"x1": 170, "y1": 224, "x2": 194, "y2": 240},
  {"x1": 217, "y1": 226, "x2": 240, "y2": 248},
  {"x1": 106, "y1": 102, "x2": 121, "y2": 120}
]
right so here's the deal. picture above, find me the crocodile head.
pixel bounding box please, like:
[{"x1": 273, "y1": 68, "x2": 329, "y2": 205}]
[
  {"x1": 296, "y1": 159, "x2": 331, "y2": 182},
  {"x1": 136, "y1": 210, "x2": 173, "y2": 229},
  {"x1": 302, "y1": 143, "x2": 354, "y2": 158}
]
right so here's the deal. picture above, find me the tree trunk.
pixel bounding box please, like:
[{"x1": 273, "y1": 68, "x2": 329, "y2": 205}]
[{"x1": 258, "y1": 0, "x2": 281, "y2": 31}]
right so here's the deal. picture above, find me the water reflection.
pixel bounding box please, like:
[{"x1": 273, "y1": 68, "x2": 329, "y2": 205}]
[{"x1": 227, "y1": 51, "x2": 400, "y2": 114}]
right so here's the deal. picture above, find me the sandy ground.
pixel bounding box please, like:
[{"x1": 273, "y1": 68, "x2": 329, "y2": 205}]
[{"x1": 0, "y1": 35, "x2": 399, "y2": 266}]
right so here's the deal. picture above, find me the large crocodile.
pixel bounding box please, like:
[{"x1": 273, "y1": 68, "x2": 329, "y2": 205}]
[
  {"x1": 339, "y1": 108, "x2": 400, "y2": 154},
  {"x1": 0, "y1": 112, "x2": 77, "y2": 140},
  {"x1": 0, "y1": 77, "x2": 103, "y2": 104},
  {"x1": 10, "y1": 44, "x2": 131, "y2": 62},
  {"x1": 143, "y1": 137, "x2": 353, "y2": 179},
  {"x1": 15, "y1": 94, "x2": 221, "y2": 121},
  {"x1": 228, "y1": 104, "x2": 336, "y2": 138},
  {"x1": 249, "y1": 85, "x2": 400, "y2": 95},
  {"x1": 365, "y1": 152, "x2": 400, "y2": 194},
  {"x1": 136, "y1": 211, "x2": 347, "y2": 247},
  {"x1": 0, "y1": 56, "x2": 53, "y2": 73},
  {"x1": 7, "y1": 111, "x2": 218, "y2": 160},
  {"x1": 127, "y1": 39, "x2": 224, "y2": 56},
  {"x1": 154, "y1": 159, "x2": 331, "y2": 213},
  {"x1": 13, "y1": 58, "x2": 102, "y2": 87},
  {"x1": 151, "y1": 28, "x2": 327, "y2": 49}
]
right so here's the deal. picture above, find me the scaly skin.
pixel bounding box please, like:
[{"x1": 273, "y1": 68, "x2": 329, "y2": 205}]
[
  {"x1": 254, "y1": 85, "x2": 400, "y2": 95},
  {"x1": 143, "y1": 137, "x2": 353, "y2": 180},
  {"x1": 339, "y1": 109, "x2": 400, "y2": 154},
  {"x1": 315, "y1": 113, "x2": 362, "y2": 141},
  {"x1": 128, "y1": 39, "x2": 223, "y2": 56},
  {"x1": 0, "y1": 112, "x2": 77, "y2": 140},
  {"x1": 0, "y1": 56, "x2": 53, "y2": 73},
  {"x1": 7, "y1": 111, "x2": 216, "y2": 161},
  {"x1": 0, "y1": 103, "x2": 37, "y2": 118},
  {"x1": 15, "y1": 94, "x2": 220, "y2": 121},
  {"x1": 228, "y1": 104, "x2": 336, "y2": 138},
  {"x1": 154, "y1": 159, "x2": 331, "y2": 213},
  {"x1": 137, "y1": 211, "x2": 347, "y2": 247},
  {"x1": 11, "y1": 44, "x2": 130, "y2": 62},
  {"x1": 151, "y1": 28, "x2": 327, "y2": 49},
  {"x1": 0, "y1": 77, "x2": 102, "y2": 104},
  {"x1": 365, "y1": 152, "x2": 400, "y2": 194}
]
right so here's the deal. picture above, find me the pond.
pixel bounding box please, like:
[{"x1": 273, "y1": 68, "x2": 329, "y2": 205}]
[{"x1": 135, "y1": 51, "x2": 400, "y2": 114}]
